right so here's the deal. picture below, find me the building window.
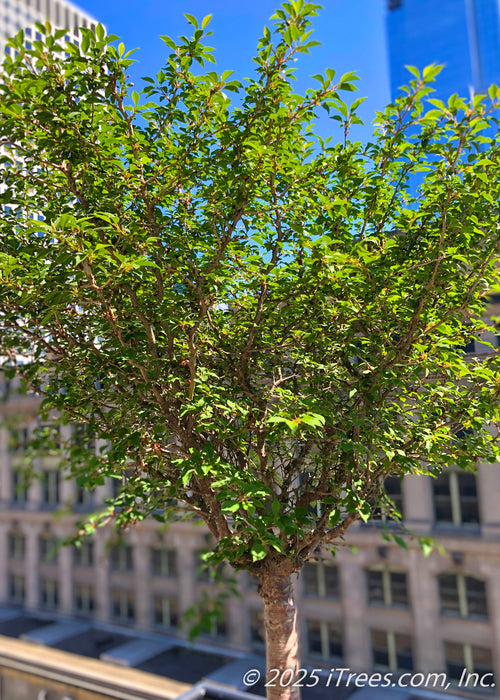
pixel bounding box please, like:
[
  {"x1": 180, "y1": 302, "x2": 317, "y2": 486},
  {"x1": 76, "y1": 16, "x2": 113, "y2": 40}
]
[
  {"x1": 75, "y1": 484, "x2": 95, "y2": 510},
  {"x1": 249, "y1": 608, "x2": 265, "y2": 651},
  {"x1": 12, "y1": 469, "x2": 28, "y2": 504},
  {"x1": 151, "y1": 546, "x2": 177, "y2": 578},
  {"x1": 433, "y1": 471, "x2": 479, "y2": 526},
  {"x1": 74, "y1": 582, "x2": 95, "y2": 615},
  {"x1": 204, "y1": 610, "x2": 227, "y2": 638},
  {"x1": 367, "y1": 569, "x2": 409, "y2": 608},
  {"x1": 111, "y1": 589, "x2": 135, "y2": 622},
  {"x1": 306, "y1": 620, "x2": 343, "y2": 661},
  {"x1": 462, "y1": 339, "x2": 476, "y2": 354},
  {"x1": 73, "y1": 423, "x2": 95, "y2": 452},
  {"x1": 110, "y1": 543, "x2": 133, "y2": 572},
  {"x1": 8, "y1": 427, "x2": 28, "y2": 453},
  {"x1": 110, "y1": 477, "x2": 122, "y2": 499},
  {"x1": 38, "y1": 423, "x2": 60, "y2": 451},
  {"x1": 73, "y1": 539, "x2": 94, "y2": 567},
  {"x1": 445, "y1": 642, "x2": 494, "y2": 684},
  {"x1": 302, "y1": 559, "x2": 339, "y2": 598},
  {"x1": 39, "y1": 533, "x2": 58, "y2": 564},
  {"x1": 372, "y1": 476, "x2": 404, "y2": 521},
  {"x1": 371, "y1": 630, "x2": 413, "y2": 671},
  {"x1": 8, "y1": 531, "x2": 25, "y2": 560},
  {"x1": 40, "y1": 578, "x2": 59, "y2": 610},
  {"x1": 8, "y1": 573, "x2": 25, "y2": 604},
  {"x1": 41, "y1": 470, "x2": 60, "y2": 507},
  {"x1": 438, "y1": 573, "x2": 488, "y2": 619},
  {"x1": 195, "y1": 551, "x2": 224, "y2": 582},
  {"x1": 385, "y1": 476, "x2": 403, "y2": 516},
  {"x1": 195, "y1": 551, "x2": 210, "y2": 581},
  {"x1": 110, "y1": 467, "x2": 134, "y2": 500},
  {"x1": 153, "y1": 595, "x2": 178, "y2": 629}
]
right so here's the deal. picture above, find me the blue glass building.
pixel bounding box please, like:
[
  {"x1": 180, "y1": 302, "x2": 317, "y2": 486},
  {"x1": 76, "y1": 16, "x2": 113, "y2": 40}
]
[{"x1": 387, "y1": 0, "x2": 500, "y2": 101}]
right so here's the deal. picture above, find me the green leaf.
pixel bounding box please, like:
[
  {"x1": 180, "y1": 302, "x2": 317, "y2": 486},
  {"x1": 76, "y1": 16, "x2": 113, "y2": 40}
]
[
  {"x1": 298, "y1": 412, "x2": 326, "y2": 428},
  {"x1": 356, "y1": 499, "x2": 372, "y2": 523},
  {"x1": 251, "y1": 541, "x2": 267, "y2": 562},
  {"x1": 221, "y1": 501, "x2": 241, "y2": 514},
  {"x1": 419, "y1": 540, "x2": 434, "y2": 557},
  {"x1": 351, "y1": 97, "x2": 366, "y2": 111},
  {"x1": 184, "y1": 13, "x2": 198, "y2": 28},
  {"x1": 422, "y1": 64, "x2": 443, "y2": 81},
  {"x1": 488, "y1": 83, "x2": 500, "y2": 100},
  {"x1": 393, "y1": 535, "x2": 408, "y2": 550},
  {"x1": 95, "y1": 23, "x2": 105, "y2": 42},
  {"x1": 405, "y1": 65, "x2": 420, "y2": 79},
  {"x1": 339, "y1": 71, "x2": 359, "y2": 84},
  {"x1": 159, "y1": 35, "x2": 177, "y2": 50},
  {"x1": 328, "y1": 510, "x2": 341, "y2": 527}
]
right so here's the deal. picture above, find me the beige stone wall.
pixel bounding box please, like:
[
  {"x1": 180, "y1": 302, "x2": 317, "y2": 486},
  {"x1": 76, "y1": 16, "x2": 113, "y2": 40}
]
[{"x1": 2, "y1": 371, "x2": 500, "y2": 695}]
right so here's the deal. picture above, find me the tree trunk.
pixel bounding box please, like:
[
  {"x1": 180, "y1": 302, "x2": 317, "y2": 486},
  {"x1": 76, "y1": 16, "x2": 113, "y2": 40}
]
[{"x1": 260, "y1": 573, "x2": 301, "y2": 700}]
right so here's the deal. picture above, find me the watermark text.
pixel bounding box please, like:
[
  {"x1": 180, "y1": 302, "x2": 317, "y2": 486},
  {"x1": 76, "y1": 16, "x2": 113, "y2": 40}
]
[{"x1": 242, "y1": 667, "x2": 496, "y2": 691}]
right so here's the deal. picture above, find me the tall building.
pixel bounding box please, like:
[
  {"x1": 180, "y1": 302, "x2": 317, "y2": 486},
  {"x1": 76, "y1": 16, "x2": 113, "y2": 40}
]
[
  {"x1": 382, "y1": 1, "x2": 500, "y2": 693},
  {"x1": 386, "y1": 0, "x2": 500, "y2": 101},
  {"x1": 0, "y1": 0, "x2": 98, "y2": 57},
  {"x1": 2, "y1": 327, "x2": 500, "y2": 692}
]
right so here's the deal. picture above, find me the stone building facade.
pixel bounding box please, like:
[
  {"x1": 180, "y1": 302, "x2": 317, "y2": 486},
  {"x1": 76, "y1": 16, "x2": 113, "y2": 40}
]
[{"x1": 0, "y1": 362, "x2": 500, "y2": 696}]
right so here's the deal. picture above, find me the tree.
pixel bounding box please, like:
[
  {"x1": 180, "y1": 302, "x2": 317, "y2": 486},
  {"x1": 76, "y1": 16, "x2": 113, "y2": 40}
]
[{"x1": 1, "y1": 3, "x2": 500, "y2": 698}]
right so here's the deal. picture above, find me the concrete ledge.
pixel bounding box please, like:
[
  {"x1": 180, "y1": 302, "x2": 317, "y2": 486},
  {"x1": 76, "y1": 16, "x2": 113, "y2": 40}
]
[
  {"x1": 177, "y1": 682, "x2": 263, "y2": 700},
  {"x1": 21, "y1": 620, "x2": 90, "y2": 645},
  {"x1": 0, "y1": 634, "x2": 191, "y2": 699},
  {"x1": 205, "y1": 656, "x2": 265, "y2": 691},
  {"x1": 101, "y1": 638, "x2": 177, "y2": 667}
]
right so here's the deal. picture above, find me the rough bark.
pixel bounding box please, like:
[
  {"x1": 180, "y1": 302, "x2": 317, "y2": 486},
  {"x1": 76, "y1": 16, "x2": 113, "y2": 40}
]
[{"x1": 260, "y1": 572, "x2": 301, "y2": 700}]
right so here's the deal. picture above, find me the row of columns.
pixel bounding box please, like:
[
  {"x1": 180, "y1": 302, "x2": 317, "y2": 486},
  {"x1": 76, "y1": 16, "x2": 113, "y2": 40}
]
[
  {"x1": 337, "y1": 546, "x2": 500, "y2": 678},
  {"x1": 1, "y1": 518, "x2": 499, "y2": 680},
  {"x1": 2, "y1": 452, "x2": 500, "y2": 536},
  {"x1": 400, "y1": 466, "x2": 500, "y2": 536}
]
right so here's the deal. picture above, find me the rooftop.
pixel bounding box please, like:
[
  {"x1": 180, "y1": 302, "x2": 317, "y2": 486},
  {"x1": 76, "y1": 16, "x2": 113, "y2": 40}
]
[{"x1": 0, "y1": 605, "x2": 483, "y2": 700}]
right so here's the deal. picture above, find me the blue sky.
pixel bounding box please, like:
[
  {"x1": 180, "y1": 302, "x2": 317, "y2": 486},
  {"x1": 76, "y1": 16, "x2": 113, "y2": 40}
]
[{"x1": 79, "y1": 0, "x2": 390, "y2": 142}]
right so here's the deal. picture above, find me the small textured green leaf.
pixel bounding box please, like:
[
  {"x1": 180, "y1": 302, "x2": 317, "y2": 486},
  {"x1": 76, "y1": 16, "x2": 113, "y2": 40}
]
[
  {"x1": 405, "y1": 65, "x2": 420, "y2": 78},
  {"x1": 184, "y1": 13, "x2": 198, "y2": 28},
  {"x1": 251, "y1": 542, "x2": 267, "y2": 562}
]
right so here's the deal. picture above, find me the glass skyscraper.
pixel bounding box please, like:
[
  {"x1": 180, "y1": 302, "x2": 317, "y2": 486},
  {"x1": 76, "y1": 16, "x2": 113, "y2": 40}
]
[
  {"x1": 387, "y1": 0, "x2": 500, "y2": 101},
  {"x1": 0, "y1": 0, "x2": 98, "y2": 58}
]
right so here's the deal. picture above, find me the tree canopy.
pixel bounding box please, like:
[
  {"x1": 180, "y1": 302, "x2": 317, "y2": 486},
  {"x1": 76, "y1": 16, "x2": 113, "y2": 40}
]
[{"x1": 1, "y1": 3, "x2": 500, "y2": 697}]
